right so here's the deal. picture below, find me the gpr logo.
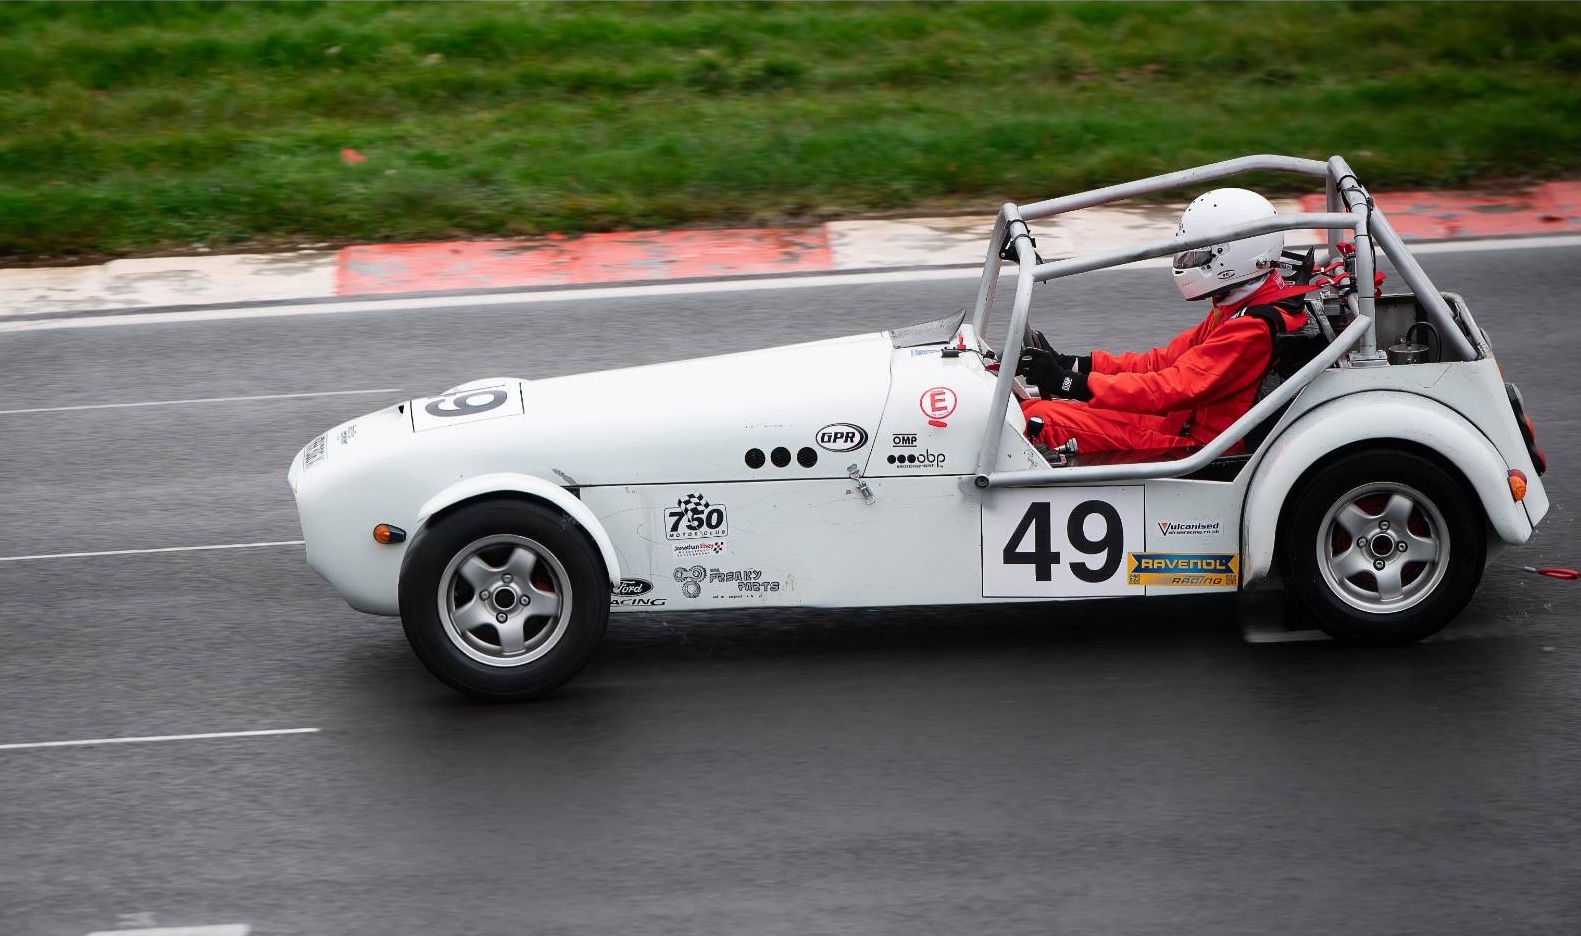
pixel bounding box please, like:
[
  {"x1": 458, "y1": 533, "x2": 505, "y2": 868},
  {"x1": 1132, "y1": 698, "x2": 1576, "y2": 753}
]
[
  {"x1": 816, "y1": 423, "x2": 868, "y2": 452},
  {"x1": 886, "y1": 450, "x2": 947, "y2": 468},
  {"x1": 919, "y1": 387, "x2": 957, "y2": 420},
  {"x1": 892, "y1": 433, "x2": 918, "y2": 447}
]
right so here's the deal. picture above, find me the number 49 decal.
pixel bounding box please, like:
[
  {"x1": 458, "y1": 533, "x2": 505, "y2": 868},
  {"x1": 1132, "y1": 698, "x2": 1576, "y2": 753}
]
[{"x1": 981, "y1": 487, "x2": 1144, "y2": 597}]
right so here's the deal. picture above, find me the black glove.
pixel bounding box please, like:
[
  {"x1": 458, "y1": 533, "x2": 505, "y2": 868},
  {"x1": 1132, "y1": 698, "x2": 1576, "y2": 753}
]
[
  {"x1": 1017, "y1": 331, "x2": 1092, "y2": 399},
  {"x1": 1023, "y1": 329, "x2": 1089, "y2": 372}
]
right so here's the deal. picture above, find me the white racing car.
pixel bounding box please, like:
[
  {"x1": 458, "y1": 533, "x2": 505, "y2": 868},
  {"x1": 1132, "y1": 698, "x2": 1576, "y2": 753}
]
[{"x1": 289, "y1": 155, "x2": 1551, "y2": 700}]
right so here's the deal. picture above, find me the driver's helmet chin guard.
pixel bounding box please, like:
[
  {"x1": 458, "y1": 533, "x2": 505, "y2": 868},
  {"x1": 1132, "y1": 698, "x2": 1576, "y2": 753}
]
[{"x1": 1171, "y1": 188, "x2": 1284, "y2": 302}]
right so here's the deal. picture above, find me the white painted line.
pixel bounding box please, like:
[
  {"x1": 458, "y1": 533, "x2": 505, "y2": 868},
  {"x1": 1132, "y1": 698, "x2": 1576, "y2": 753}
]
[
  {"x1": 0, "y1": 387, "x2": 404, "y2": 416},
  {"x1": 0, "y1": 267, "x2": 983, "y2": 332},
  {"x1": 0, "y1": 540, "x2": 303, "y2": 564},
  {"x1": 1, "y1": 728, "x2": 318, "y2": 752},
  {"x1": 1407, "y1": 234, "x2": 1581, "y2": 255},
  {"x1": 87, "y1": 926, "x2": 250, "y2": 936},
  {"x1": 1242, "y1": 625, "x2": 1332, "y2": 644},
  {"x1": 88, "y1": 926, "x2": 250, "y2": 936}
]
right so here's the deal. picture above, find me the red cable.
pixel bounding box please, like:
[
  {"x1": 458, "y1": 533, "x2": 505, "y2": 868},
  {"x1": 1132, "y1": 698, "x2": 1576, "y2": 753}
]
[{"x1": 1524, "y1": 566, "x2": 1581, "y2": 580}]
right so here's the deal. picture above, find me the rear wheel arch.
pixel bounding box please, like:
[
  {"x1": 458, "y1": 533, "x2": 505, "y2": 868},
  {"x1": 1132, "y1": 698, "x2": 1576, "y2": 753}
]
[
  {"x1": 1241, "y1": 392, "x2": 1528, "y2": 586},
  {"x1": 1271, "y1": 439, "x2": 1482, "y2": 565}
]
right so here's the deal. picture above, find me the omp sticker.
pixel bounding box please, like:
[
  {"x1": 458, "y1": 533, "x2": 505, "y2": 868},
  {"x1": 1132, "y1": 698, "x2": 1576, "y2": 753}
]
[
  {"x1": 1126, "y1": 553, "x2": 1239, "y2": 587},
  {"x1": 410, "y1": 383, "x2": 524, "y2": 431}
]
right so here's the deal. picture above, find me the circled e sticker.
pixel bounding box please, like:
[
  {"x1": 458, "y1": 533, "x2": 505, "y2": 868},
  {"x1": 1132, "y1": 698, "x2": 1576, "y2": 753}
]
[{"x1": 919, "y1": 387, "x2": 957, "y2": 420}]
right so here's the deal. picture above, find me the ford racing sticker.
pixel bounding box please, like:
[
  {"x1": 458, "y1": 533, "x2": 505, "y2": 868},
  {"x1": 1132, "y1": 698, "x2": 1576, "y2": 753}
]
[{"x1": 611, "y1": 579, "x2": 666, "y2": 607}]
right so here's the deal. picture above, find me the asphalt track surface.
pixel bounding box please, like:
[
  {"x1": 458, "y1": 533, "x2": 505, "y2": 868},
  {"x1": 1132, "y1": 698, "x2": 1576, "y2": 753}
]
[{"x1": 2, "y1": 245, "x2": 1579, "y2": 936}]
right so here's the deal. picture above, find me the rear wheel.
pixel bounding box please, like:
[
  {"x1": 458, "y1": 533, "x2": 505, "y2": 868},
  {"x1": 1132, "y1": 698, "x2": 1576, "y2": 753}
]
[
  {"x1": 1280, "y1": 449, "x2": 1485, "y2": 644},
  {"x1": 399, "y1": 500, "x2": 609, "y2": 700}
]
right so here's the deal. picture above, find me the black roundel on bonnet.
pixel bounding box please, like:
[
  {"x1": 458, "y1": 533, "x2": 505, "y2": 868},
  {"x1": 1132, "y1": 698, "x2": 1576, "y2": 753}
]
[
  {"x1": 770, "y1": 446, "x2": 792, "y2": 468},
  {"x1": 745, "y1": 448, "x2": 766, "y2": 469},
  {"x1": 797, "y1": 447, "x2": 818, "y2": 468}
]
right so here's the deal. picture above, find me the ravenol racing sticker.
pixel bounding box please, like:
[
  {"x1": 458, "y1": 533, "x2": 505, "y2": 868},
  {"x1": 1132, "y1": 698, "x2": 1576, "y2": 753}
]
[{"x1": 1126, "y1": 553, "x2": 1239, "y2": 587}]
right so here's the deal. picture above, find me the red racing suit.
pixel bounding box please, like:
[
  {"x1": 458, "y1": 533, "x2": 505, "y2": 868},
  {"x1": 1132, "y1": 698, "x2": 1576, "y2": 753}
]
[{"x1": 1021, "y1": 273, "x2": 1313, "y2": 453}]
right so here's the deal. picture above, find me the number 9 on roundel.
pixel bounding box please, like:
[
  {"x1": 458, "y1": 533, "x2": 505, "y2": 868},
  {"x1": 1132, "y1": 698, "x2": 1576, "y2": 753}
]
[{"x1": 981, "y1": 487, "x2": 1144, "y2": 597}]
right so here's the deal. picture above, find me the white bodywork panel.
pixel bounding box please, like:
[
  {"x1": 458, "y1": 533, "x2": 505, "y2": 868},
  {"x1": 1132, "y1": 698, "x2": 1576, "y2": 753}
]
[{"x1": 584, "y1": 476, "x2": 984, "y2": 609}]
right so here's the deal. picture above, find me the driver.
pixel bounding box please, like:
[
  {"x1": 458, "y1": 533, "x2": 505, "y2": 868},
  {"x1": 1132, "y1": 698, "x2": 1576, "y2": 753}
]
[{"x1": 1016, "y1": 188, "x2": 1315, "y2": 454}]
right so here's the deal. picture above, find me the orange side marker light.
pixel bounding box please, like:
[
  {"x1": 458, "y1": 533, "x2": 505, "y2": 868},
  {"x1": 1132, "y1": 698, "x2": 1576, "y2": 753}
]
[
  {"x1": 1508, "y1": 469, "x2": 1528, "y2": 502},
  {"x1": 373, "y1": 523, "x2": 407, "y2": 545}
]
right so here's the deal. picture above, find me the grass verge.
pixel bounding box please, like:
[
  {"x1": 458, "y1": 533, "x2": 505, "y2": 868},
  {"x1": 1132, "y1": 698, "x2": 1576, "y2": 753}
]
[{"x1": 1, "y1": 1, "x2": 1578, "y2": 259}]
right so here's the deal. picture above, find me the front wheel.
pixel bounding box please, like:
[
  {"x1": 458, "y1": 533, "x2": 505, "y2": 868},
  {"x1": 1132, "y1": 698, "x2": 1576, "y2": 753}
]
[
  {"x1": 399, "y1": 500, "x2": 610, "y2": 700},
  {"x1": 1279, "y1": 449, "x2": 1486, "y2": 644}
]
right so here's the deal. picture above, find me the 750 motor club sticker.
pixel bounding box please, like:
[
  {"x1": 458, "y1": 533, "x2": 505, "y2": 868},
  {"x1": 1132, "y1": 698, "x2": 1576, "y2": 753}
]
[{"x1": 665, "y1": 493, "x2": 728, "y2": 557}]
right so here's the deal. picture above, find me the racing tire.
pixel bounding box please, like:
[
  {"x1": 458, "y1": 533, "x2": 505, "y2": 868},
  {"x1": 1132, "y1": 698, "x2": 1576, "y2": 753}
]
[
  {"x1": 399, "y1": 499, "x2": 610, "y2": 701},
  {"x1": 1279, "y1": 448, "x2": 1485, "y2": 645}
]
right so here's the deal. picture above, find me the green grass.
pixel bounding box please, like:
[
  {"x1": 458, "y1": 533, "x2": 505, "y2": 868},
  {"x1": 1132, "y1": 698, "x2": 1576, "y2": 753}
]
[{"x1": 1, "y1": 1, "x2": 1578, "y2": 259}]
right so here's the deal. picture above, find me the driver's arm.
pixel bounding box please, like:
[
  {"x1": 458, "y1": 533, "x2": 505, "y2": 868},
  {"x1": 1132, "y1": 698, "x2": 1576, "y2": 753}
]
[
  {"x1": 1090, "y1": 316, "x2": 1211, "y2": 376},
  {"x1": 1086, "y1": 315, "x2": 1269, "y2": 415}
]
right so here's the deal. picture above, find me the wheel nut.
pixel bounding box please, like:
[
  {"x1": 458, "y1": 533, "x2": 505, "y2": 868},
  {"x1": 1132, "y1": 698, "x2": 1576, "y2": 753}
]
[
  {"x1": 502, "y1": 574, "x2": 513, "y2": 584},
  {"x1": 1397, "y1": 541, "x2": 1408, "y2": 553},
  {"x1": 519, "y1": 594, "x2": 531, "y2": 606},
  {"x1": 1373, "y1": 559, "x2": 1386, "y2": 571},
  {"x1": 478, "y1": 590, "x2": 489, "y2": 602},
  {"x1": 1379, "y1": 521, "x2": 1390, "y2": 532},
  {"x1": 1356, "y1": 537, "x2": 1368, "y2": 550},
  {"x1": 496, "y1": 612, "x2": 507, "y2": 623}
]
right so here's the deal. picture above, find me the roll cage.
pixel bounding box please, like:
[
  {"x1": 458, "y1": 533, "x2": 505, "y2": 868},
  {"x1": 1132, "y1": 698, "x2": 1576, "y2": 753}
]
[{"x1": 970, "y1": 153, "x2": 1488, "y2": 489}]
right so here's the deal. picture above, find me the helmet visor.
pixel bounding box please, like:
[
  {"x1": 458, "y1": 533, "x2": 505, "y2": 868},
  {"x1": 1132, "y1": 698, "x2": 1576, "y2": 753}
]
[{"x1": 1173, "y1": 247, "x2": 1217, "y2": 270}]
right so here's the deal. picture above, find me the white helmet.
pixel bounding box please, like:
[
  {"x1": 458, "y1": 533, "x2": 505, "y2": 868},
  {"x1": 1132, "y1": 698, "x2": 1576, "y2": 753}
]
[{"x1": 1171, "y1": 188, "x2": 1283, "y2": 301}]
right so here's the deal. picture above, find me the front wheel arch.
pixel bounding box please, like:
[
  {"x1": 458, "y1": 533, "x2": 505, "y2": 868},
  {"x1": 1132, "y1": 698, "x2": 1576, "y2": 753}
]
[
  {"x1": 417, "y1": 491, "x2": 610, "y2": 587},
  {"x1": 413, "y1": 473, "x2": 621, "y2": 588}
]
